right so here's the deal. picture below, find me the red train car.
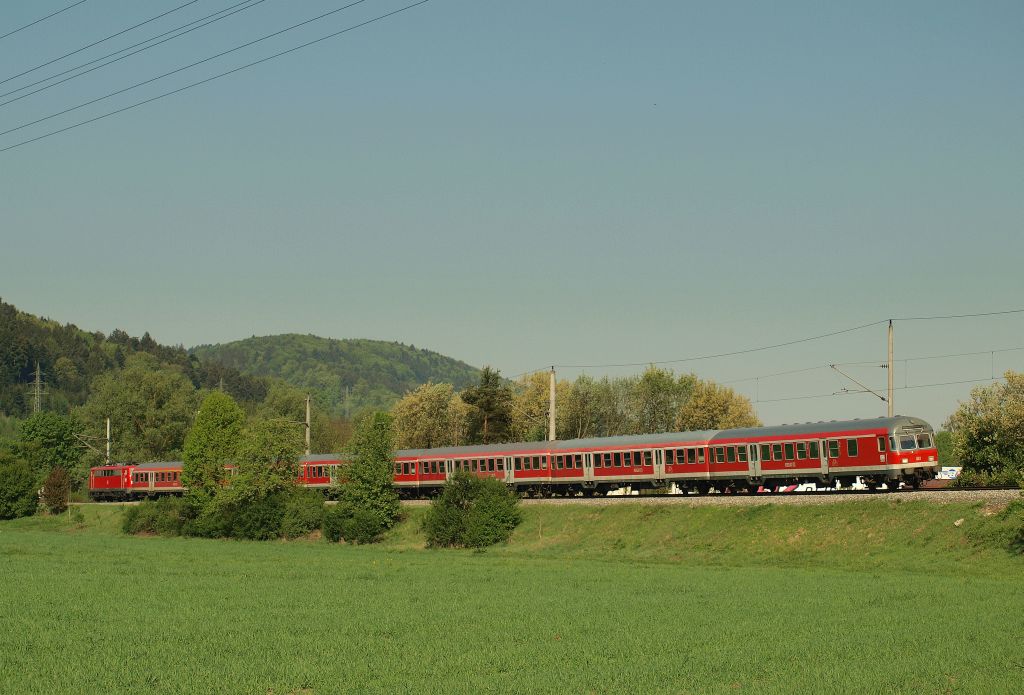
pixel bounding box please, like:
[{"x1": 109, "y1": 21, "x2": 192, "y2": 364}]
[{"x1": 90, "y1": 416, "x2": 939, "y2": 499}]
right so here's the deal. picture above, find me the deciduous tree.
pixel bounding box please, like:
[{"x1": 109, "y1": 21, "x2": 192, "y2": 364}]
[
  {"x1": 944, "y1": 371, "x2": 1024, "y2": 477},
  {"x1": 182, "y1": 391, "x2": 245, "y2": 495},
  {"x1": 676, "y1": 380, "x2": 761, "y2": 431},
  {"x1": 391, "y1": 382, "x2": 468, "y2": 449}
]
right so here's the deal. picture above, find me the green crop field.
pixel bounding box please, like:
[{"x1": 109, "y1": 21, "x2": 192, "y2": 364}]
[{"x1": 1, "y1": 499, "x2": 1022, "y2": 694}]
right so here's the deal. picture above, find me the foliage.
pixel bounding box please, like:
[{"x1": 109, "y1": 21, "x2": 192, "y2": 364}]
[
  {"x1": 508, "y1": 371, "x2": 572, "y2": 442},
  {"x1": 18, "y1": 411, "x2": 82, "y2": 475},
  {"x1": 256, "y1": 382, "x2": 341, "y2": 454},
  {"x1": 280, "y1": 488, "x2": 325, "y2": 539},
  {"x1": 950, "y1": 468, "x2": 1022, "y2": 488},
  {"x1": 75, "y1": 353, "x2": 201, "y2": 464},
  {"x1": 122, "y1": 496, "x2": 192, "y2": 536},
  {"x1": 945, "y1": 371, "x2": 1024, "y2": 477},
  {"x1": 232, "y1": 418, "x2": 306, "y2": 495},
  {"x1": 422, "y1": 470, "x2": 521, "y2": 548},
  {"x1": 934, "y1": 430, "x2": 958, "y2": 468},
  {"x1": 0, "y1": 456, "x2": 37, "y2": 519},
  {"x1": 191, "y1": 333, "x2": 481, "y2": 416},
  {"x1": 0, "y1": 298, "x2": 266, "y2": 418},
  {"x1": 40, "y1": 467, "x2": 70, "y2": 514},
  {"x1": 676, "y1": 380, "x2": 761, "y2": 431},
  {"x1": 392, "y1": 382, "x2": 470, "y2": 448},
  {"x1": 460, "y1": 366, "x2": 513, "y2": 444},
  {"x1": 328, "y1": 412, "x2": 401, "y2": 543},
  {"x1": 182, "y1": 391, "x2": 245, "y2": 495}
]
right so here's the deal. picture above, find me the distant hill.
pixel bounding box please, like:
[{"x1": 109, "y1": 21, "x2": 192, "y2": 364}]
[
  {"x1": 191, "y1": 334, "x2": 481, "y2": 416},
  {"x1": 0, "y1": 298, "x2": 268, "y2": 417}
]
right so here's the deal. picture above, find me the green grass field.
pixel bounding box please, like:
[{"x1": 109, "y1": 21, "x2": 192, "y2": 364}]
[{"x1": 1, "y1": 499, "x2": 1022, "y2": 694}]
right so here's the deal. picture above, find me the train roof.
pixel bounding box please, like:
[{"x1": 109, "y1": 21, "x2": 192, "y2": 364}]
[{"x1": 132, "y1": 461, "x2": 183, "y2": 469}]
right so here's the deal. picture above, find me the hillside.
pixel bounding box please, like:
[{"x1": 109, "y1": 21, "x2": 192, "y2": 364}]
[
  {"x1": 191, "y1": 334, "x2": 481, "y2": 415},
  {"x1": 0, "y1": 299, "x2": 266, "y2": 417}
]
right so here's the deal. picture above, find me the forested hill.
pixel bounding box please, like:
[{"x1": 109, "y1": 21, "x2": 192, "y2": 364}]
[
  {"x1": 191, "y1": 334, "x2": 481, "y2": 416},
  {"x1": 0, "y1": 299, "x2": 267, "y2": 417}
]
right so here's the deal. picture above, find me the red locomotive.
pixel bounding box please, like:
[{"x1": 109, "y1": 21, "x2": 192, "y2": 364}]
[{"x1": 89, "y1": 415, "x2": 939, "y2": 499}]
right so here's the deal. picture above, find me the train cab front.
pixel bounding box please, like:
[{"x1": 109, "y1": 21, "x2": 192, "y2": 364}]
[{"x1": 886, "y1": 418, "x2": 939, "y2": 487}]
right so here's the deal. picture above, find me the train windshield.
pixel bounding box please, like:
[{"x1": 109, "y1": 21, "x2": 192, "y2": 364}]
[
  {"x1": 898, "y1": 435, "x2": 917, "y2": 450},
  {"x1": 916, "y1": 433, "x2": 933, "y2": 448}
]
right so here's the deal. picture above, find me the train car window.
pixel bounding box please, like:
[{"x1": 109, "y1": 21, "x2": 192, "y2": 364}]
[
  {"x1": 555, "y1": 455, "x2": 562, "y2": 469},
  {"x1": 470, "y1": 460, "x2": 476, "y2": 472},
  {"x1": 772, "y1": 444, "x2": 783, "y2": 461},
  {"x1": 643, "y1": 451, "x2": 653, "y2": 466},
  {"x1": 750, "y1": 445, "x2": 758, "y2": 462},
  {"x1": 737, "y1": 447, "x2": 747, "y2": 463},
  {"x1": 846, "y1": 439, "x2": 859, "y2": 457},
  {"x1": 796, "y1": 442, "x2": 807, "y2": 459},
  {"x1": 809, "y1": 441, "x2": 820, "y2": 458},
  {"x1": 726, "y1": 447, "x2": 736, "y2": 463},
  {"x1": 664, "y1": 450, "x2": 674, "y2": 465},
  {"x1": 542, "y1": 457, "x2": 548, "y2": 470},
  {"x1": 613, "y1": 452, "x2": 622, "y2": 467},
  {"x1": 715, "y1": 447, "x2": 725, "y2": 464},
  {"x1": 697, "y1": 449, "x2": 705, "y2": 464},
  {"x1": 534, "y1": 457, "x2": 542, "y2": 470},
  {"x1": 604, "y1": 453, "x2": 613, "y2": 468},
  {"x1": 784, "y1": 444, "x2": 795, "y2": 460},
  {"x1": 575, "y1": 455, "x2": 583, "y2": 469},
  {"x1": 877, "y1": 436, "x2": 886, "y2": 452},
  {"x1": 916, "y1": 434, "x2": 932, "y2": 448},
  {"x1": 760, "y1": 444, "x2": 771, "y2": 461},
  {"x1": 890, "y1": 436, "x2": 897, "y2": 450},
  {"x1": 393, "y1": 463, "x2": 400, "y2": 475},
  {"x1": 514, "y1": 458, "x2": 522, "y2": 471},
  {"x1": 899, "y1": 436, "x2": 917, "y2": 450},
  {"x1": 827, "y1": 440, "x2": 840, "y2": 458}
]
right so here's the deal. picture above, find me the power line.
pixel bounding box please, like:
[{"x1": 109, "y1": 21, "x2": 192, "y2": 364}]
[
  {"x1": 0, "y1": 1, "x2": 89, "y2": 42},
  {"x1": 756, "y1": 375, "x2": 1010, "y2": 405},
  {"x1": 0, "y1": 0, "x2": 266, "y2": 106},
  {"x1": 893, "y1": 308, "x2": 1024, "y2": 321},
  {"x1": 554, "y1": 320, "x2": 888, "y2": 370},
  {"x1": 0, "y1": 0, "x2": 433, "y2": 154},
  {"x1": 0, "y1": 1, "x2": 198, "y2": 87},
  {"x1": 0, "y1": 0, "x2": 372, "y2": 139}
]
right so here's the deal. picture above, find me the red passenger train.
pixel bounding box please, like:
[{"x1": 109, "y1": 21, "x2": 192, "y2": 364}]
[{"x1": 89, "y1": 416, "x2": 939, "y2": 500}]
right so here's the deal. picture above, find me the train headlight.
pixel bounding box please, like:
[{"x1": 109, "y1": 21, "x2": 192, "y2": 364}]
[{"x1": 901, "y1": 458, "x2": 908, "y2": 464}]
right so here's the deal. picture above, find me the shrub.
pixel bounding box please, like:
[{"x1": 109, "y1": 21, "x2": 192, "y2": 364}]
[
  {"x1": 0, "y1": 459, "x2": 38, "y2": 520},
  {"x1": 226, "y1": 492, "x2": 287, "y2": 541},
  {"x1": 122, "y1": 496, "x2": 191, "y2": 536},
  {"x1": 422, "y1": 471, "x2": 522, "y2": 549},
  {"x1": 280, "y1": 488, "x2": 325, "y2": 539},
  {"x1": 323, "y1": 501, "x2": 390, "y2": 544},
  {"x1": 40, "y1": 467, "x2": 71, "y2": 514},
  {"x1": 952, "y1": 468, "x2": 1022, "y2": 488}
]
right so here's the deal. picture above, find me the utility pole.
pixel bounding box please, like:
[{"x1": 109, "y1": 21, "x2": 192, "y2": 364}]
[
  {"x1": 548, "y1": 366, "x2": 556, "y2": 441},
  {"x1": 105, "y1": 417, "x2": 111, "y2": 465},
  {"x1": 31, "y1": 362, "x2": 46, "y2": 412},
  {"x1": 304, "y1": 394, "x2": 311, "y2": 456},
  {"x1": 887, "y1": 320, "x2": 894, "y2": 417}
]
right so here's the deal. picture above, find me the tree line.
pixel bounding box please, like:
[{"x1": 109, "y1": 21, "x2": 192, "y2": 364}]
[{"x1": 391, "y1": 365, "x2": 762, "y2": 449}]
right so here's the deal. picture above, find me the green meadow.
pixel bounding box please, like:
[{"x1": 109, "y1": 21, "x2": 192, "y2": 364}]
[{"x1": 1, "y1": 499, "x2": 1022, "y2": 694}]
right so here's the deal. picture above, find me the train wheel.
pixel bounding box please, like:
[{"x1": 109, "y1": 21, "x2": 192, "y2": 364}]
[{"x1": 696, "y1": 483, "x2": 710, "y2": 496}]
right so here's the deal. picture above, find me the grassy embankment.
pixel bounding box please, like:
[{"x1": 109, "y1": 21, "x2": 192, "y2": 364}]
[{"x1": 1, "y1": 499, "x2": 1022, "y2": 694}]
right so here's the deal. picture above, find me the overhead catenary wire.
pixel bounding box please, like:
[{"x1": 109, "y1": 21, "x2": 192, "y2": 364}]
[
  {"x1": 0, "y1": 0, "x2": 89, "y2": 43},
  {"x1": 0, "y1": 0, "x2": 372, "y2": 139},
  {"x1": 0, "y1": 0, "x2": 433, "y2": 154},
  {"x1": 755, "y1": 375, "x2": 1012, "y2": 405},
  {"x1": 0, "y1": 1, "x2": 199, "y2": 87},
  {"x1": 0, "y1": 0, "x2": 267, "y2": 106},
  {"x1": 512, "y1": 308, "x2": 1024, "y2": 378}
]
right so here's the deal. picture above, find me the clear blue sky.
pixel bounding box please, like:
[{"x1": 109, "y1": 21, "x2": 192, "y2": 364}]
[{"x1": 2, "y1": 0, "x2": 1022, "y2": 428}]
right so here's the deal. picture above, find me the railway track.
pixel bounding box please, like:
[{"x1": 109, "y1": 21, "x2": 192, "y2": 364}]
[{"x1": 403, "y1": 486, "x2": 1020, "y2": 506}]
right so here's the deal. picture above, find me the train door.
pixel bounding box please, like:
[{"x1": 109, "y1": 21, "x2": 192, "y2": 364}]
[
  {"x1": 147, "y1": 472, "x2": 155, "y2": 492},
  {"x1": 583, "y1": 453, "x2": 595, "y2": 482},
  {"x1": 819, "y1": 440, "x2": 829, "y2": 478},
  {"x1": 653, "y1": 450, "x2": 665, "y2": 479},
  {"x1": 445, "y1": 459, "x2": 453, "y2": 481},
  {"x1": 504, "y1": 457, "x2": 514, "y2": 484},
  {"x1": 748, "y1": 444, "x2": 760, "y2": 480}
]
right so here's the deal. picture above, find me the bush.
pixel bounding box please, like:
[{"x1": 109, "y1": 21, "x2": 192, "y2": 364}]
[
  {"x1": 280, "y1": 488, "x2": 325, "y2": 539},
  {"x1": 323, "y1": 501, "x2": 391, "y2": 544},
  {"x1": 122, "y1": 496, "x2": 191, "y2": 536},
  {"x1": 40, "y1": 467, "x2": 71, "y2": 515},
  {"x1": 422, "y1": 471, "x2": 522, "y2": 549},
  {"x1": 226, "y1": 492, "x2": 287, "y2": 541},
  {"x1": 952, "y1": 468, "x2": 1022, "y2": 488},
  {"x1": 0, "y1": 459, "x2": 38, "y2": 520}
]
